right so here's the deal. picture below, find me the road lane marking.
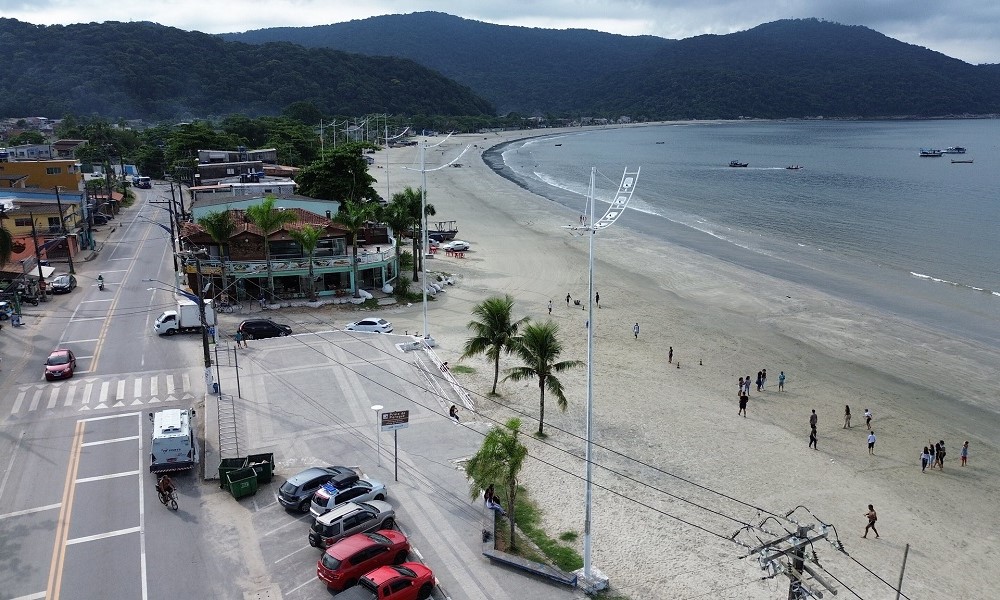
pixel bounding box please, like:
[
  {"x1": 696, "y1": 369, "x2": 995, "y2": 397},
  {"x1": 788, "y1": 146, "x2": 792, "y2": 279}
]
[
  {"x1": 66, "y1": 525, "x2": 141, "y2": 545},
  {"x1": 81, "y1": 382, "x2": 94, "y2": 406},
  {"x1": 134, "y1": 377, "x2": 142, "y2": 397},
  {"x1": 166, "y1": 377, "x2": 175, "y2": 396},
  {"x1": 12, "y1": 391, "x2": 26, "y2": 414},
  {"x1": 75, "y1": 469, "x2": 141, "y2": 484},
  {"x1": 0, "y1": 503, "x2": 63, "y2": 521},
  {"x1": 61, "y1": 338, "x2": 101, "y2": 343},
  {"x1": 46, "y1": 419, "x2": 85, "y2": 600},
  {"x1": 81, "y1": 411, "x2": 140, "y2": 422},
  {"x1": 116, "y1": 380, "x2": 126, "y2": 401},
  {"x1": 64, "y1": 382, "x2": 78, "y2": 407},
  {"x1": 0, "y1": 431, "x2": 25, "y2": 503},
  {"x1": 79, "y1": 300, "x2": 112, "y2": 304},
  {"x1": 29, "y1": 390, "x2": 43, "y2": 411},
  {"x1": 68, "y1": 317, "x2": 106, "y2": 323},
  {"x1": 47, "y1": 388, "x2": 60, "y2": 410},
  {"x1": 149, "y1": 376, "x2": 158, "y2": 396},
  {"x1": 98, "y1": 381, "x2": 109, "y2": 404},
  {"x1": 11, "y1": 592, "x2": 46, "y2": 600},
  {"x1": 81, "y1": 435, "x2": 140, "y2": 447}
]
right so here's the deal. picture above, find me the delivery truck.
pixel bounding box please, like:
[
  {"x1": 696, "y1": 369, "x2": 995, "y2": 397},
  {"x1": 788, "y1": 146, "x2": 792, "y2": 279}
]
[{"x1": 153, "y1": 299, "x2": 215, "y2": 335}]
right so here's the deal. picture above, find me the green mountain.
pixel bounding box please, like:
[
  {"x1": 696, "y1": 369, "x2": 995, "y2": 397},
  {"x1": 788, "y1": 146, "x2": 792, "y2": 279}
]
[
  {"x1": 225, "y1": 13, "x2": 1000, "y2": 118},
  {"x1": 0, "y1": 18, "x2": 494, "y2": 121}
]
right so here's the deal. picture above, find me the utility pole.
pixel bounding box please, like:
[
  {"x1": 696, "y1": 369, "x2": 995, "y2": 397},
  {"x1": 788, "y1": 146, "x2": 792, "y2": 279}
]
[
  {"x1": 29, "y1": 212, "x2": 48, "y2": 302},
  {"x1": 195, "y1": 252, "x2": 213, "y2": 392},
  {"x1": 54, "y1": 186, "x2": 75, "y2": 274}
]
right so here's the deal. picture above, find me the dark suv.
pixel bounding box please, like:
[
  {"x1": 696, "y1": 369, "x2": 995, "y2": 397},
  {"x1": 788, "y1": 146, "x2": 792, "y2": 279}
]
[
  {"x1": 238, "y1": 319, "x2": 292, "y2": 339},
  {"x1": 277, "y1": 466, "x2": 359, "y2": 512}
]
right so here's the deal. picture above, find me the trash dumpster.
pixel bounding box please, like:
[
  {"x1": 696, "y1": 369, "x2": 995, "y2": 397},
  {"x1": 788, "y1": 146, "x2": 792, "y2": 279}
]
[
  {"x1": 246, "y1": 453, "x2": 274, "y2": 485},
  {"x1": 218, "y1": 457, "x2": 248, "y2": 489},
  {"x1": 226, "y1": 467, "x2": 259, "y2": 499}
]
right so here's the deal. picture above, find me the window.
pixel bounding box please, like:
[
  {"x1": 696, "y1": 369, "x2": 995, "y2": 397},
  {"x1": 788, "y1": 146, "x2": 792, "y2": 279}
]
[
  {"x1": 46, "y1": 166, "x2": 63, "y2": 175},
  {"x1": 48, "y1": 217, "x2": 61, "y2": 227},
  {"x1": 14, "y1": 217, "x2": 32, "y2": 227}
]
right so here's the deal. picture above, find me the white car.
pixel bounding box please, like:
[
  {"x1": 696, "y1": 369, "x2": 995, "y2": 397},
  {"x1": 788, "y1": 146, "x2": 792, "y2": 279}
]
[
  {"x1": 441, "y1": 240, "x2": 470, "y2": 252},
  {"x1": 345, "y1": 318, "x2": 393, "y2": 333}
]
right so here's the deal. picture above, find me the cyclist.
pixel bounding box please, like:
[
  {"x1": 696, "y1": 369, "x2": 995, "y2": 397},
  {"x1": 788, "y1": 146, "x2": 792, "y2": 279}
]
[{"x1": 156, "y1": 474, "x2": 176, "y2": 499}]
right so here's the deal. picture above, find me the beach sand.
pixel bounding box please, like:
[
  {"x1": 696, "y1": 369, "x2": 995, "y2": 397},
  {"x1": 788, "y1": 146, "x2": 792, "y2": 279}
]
[{"x1": 368, "y1": 128, "x2": 999, "y2": 599}]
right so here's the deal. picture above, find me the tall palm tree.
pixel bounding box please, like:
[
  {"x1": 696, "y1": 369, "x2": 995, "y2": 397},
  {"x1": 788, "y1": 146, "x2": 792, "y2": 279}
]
[
  {"x1": 465, "y1": 418, "x2": 528, "y2": 550},
  {"x1": 288, "y1": 223, "x2": 322, "y2": 301},
  {"x1": 394, "y1": 186, "x2": 435, "y2": 282},
  {"x1": 244, "y1": 196, "x2": 297, "y2": 300},
  {"x1": 461, "y1": 295, "x2": 529, "y2": 395},
  {"x1": 196, "y1": 209, "x2": 235, "y2": 300},
  {"x1": 0, "y1": 209, "x2": 13, "y2": 266},
  {"x1": 503, "y1": 321, "x2": 583, "y2": 436},
  {"x1": 381, "y1": 193, "x2": 411, "y2": 282},
  {"x1": 332, "y1": 200, "x2": 376, "y2": 298}
]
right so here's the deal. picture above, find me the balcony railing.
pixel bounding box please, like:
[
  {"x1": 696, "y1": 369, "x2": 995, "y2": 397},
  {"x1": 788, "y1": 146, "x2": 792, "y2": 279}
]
[{"x1": 181, "y1": 248, "x2": 394, "y2": 276}]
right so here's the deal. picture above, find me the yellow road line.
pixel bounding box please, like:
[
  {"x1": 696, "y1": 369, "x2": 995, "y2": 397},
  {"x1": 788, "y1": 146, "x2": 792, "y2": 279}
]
[{"x1": 45, "y1": 420, "x2": 85, "y2": 600}]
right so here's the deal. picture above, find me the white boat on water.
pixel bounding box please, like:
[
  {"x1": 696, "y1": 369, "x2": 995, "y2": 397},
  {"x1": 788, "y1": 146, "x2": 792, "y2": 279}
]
[
  {"x1": 942, "y1": 146, "x2": 967, "y2": 154},
  {"x1": 919, "y1": 148, "x2": 943, "y2": 157}
]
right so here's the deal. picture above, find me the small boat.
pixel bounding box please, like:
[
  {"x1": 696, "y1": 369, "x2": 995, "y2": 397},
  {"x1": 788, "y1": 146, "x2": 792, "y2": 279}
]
[
  {"x1": 428, "y1": 220, "x2": 459, "y2": 242},
  {"x1": 919, "y1": 149, "x2": 943, "y2": 157},
  {"x1": 729, "y1": 160, "x2": 749, "y2": 168},
  {"x1": 942, "y1": 146, "x2": 967, "y2": 154},
  {"x1": 785, "y1": 165, "x2": 803, "y2": 170},
  {"x1": 655, "y1": 141, "x2": 665, "y2": 144},
  {"x1": 554, "y1": 143, "x2": 562, "y2": 147},
  {"x1": 951, "y1": 159, "x2": 974, "y2": 164}
]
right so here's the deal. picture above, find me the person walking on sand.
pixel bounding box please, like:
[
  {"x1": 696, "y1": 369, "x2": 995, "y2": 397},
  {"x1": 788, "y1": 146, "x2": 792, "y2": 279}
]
[
  {"x1": 936, "y1": 440, "x2": 946, "y2": 470},
  {"x1": 864, "y1": 408, "x2": 873, "y2": 430},
  {"x1": 843, "y1": 405, "x2": 852, "y2": 428},
  {"x1": 547, "y1": 300, "x2": 552, "y2": 315},
  {"x1": 863, "y1": 504, "x2": 879, "y2": 539},
  {"x1": 595, "y1": 291, "x2": 600, "y2": 308},
  {"x1": 809, "y1": 409, "x2": 818, "y2": 429},
  {"x1": 744, "y1": 375, "x2": 752, "y2": 396},
  {"x1": 756, "y1": 371, "x2": 763, "y2": 392},
  {"x1": 808, "y1": 426, "x2": 818, "y2": 450},
  {"x1": 566, "y1": 293, "x2": 571, "y2": 307},
  {"x1": 867, "y1": 431, "x2": 877, "y2": 454},
  {"x1": 738, "y1": 377, "x2": 744, "y2": 397},
  {"x1": 778, "y1": 370, "x2": 785, "y2": 391},
  {"x1": 761, "y1": 368, "x2": 767, "y2": 390},
  {"x1": 927, "y1": 440, "x2": 936, "y2": 469},
  {"x1": 961, "y1": 441, "x2": 969, "y2": 466},
  {"x1": 668, "y1": 346, "x2": 673, "y2": 364},
  {"x1": 738, "y1": 393, "x2": 748, "y2": 417},
  {"x1": 921, "y1": 446, "x2": 931, "y2": 472},
  {"x1": 633, "y1": 323, "x2": 639, "y2": 339}
]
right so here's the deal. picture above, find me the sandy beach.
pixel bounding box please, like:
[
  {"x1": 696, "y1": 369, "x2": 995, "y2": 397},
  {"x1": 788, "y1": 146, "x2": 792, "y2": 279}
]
[{"x1": 367, "y1": 127, "x2": 999, "y2": 599}]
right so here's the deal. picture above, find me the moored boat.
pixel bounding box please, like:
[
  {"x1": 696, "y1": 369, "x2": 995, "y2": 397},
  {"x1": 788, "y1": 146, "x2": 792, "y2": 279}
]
[
  {"x1": 786, "y1": 165, "x2": 803, "y2": 170},
  {"x1": 729, "y1": 160, "x2": 748, "y2": 168},
  {"x1": 951, "y1": 159, "x2": 974, "y2": 164},
  {"x1": 942, "y1": 146, "x2": 967, "y2": 154},
  {"x1": 919, "y1": 149, "x2": 943, "y2": 157}
]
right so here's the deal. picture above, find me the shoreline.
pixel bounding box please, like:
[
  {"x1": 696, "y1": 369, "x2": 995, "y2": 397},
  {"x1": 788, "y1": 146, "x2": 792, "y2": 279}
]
[{"x1": 370, "y1": 128, "x2": 999, "y2": 598}]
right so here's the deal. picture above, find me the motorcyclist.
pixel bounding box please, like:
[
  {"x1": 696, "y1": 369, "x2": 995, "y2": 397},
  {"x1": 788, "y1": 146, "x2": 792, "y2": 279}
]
[{"x1": 97, "y1": 274, "x2": 104, "y2": 290}]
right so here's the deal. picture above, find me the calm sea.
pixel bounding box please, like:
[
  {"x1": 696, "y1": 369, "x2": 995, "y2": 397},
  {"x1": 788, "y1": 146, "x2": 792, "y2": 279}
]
[{"x1": 486, "y1": 120, "x2": 1000, "y2": 348}]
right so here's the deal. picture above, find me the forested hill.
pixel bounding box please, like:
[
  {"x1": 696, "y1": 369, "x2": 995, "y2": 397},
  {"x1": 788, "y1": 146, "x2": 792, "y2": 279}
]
[
  {"x1": 0, "y1": 18, "x2": 494, "y2": 121},
  {"x1": 226, "y1": 13, "x2": 1000, "y2": 119}
]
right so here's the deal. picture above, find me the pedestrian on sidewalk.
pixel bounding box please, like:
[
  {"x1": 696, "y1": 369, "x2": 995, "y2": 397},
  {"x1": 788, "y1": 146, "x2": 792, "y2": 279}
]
[
  {"x1": 449, "y1": 404, "x2": 460, "y2": 424},
  {"x1": 234, "y1": 331, "x2": 246, "y2": 348},
  {"x1": 633, "y1": 322, "x2": 639, "y2": 339},
  {"x1": 862, "y1": 504, "x2": 879, "y2": 539},
  {"x1": 867, "y1": 431, "x2": 877, "y2": 455}
]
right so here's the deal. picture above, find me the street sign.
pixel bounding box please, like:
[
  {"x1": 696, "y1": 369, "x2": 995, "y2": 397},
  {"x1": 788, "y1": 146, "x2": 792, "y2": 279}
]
[{"x1": 380, "y1": 410, "x2": 410, "y2": 432}]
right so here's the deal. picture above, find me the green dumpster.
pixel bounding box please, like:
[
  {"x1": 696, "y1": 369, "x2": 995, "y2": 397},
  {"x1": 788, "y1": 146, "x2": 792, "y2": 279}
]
[
  {"x1": 226, "y1": 467, "x2": 259, "y2": 499},
  {"x1": 246, "y1": 453, "x2": 274, "y2": 484},
  {"x1": 218, "y1": 457, "x2": 248, "y2": 489}
]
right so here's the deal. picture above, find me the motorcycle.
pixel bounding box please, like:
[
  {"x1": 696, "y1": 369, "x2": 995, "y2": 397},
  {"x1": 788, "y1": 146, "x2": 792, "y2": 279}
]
[{"x1": 98, "y1": 277, "x2": 105, "y2": 291}]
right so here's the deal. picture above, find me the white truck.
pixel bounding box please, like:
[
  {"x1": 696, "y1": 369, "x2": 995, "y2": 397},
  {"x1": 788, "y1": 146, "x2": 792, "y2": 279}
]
[
  {"x1": 153, "y1": 299, "x2": 215, "y2": 335},
  {"x1": 149, "y1": 408, "x2": 198, "y2": 473}
]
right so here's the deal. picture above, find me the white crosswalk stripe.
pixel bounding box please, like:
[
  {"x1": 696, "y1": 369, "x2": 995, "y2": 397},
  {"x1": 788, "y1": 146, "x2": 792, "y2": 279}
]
[{"x1": 9, "y1": 372, "x2": 198, "y2": 416}]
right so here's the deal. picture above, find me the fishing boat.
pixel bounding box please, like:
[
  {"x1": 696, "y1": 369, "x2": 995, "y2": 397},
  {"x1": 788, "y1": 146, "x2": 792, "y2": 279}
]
[
  {"x1": 427, "y1": 220, "x2": 459, "y2": 242},
  {"x1": 919, "y1": 149, "x2": 943, "y2": 157},
  {"x1": 942, "y1": 146, "x2": 967, "y2": 154},
  {"x1": 729, "y1": 160, "x2": 749, "y2": 168},
  {"x1": 786, "y1": 165, "x2": 803, "y2": 170},
  {"x1": 951, "y1": 159, "x2": 974, "y2": 164}
]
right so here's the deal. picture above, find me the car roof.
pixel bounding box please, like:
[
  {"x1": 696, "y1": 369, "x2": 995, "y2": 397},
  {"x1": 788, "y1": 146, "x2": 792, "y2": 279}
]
[
  {"x1": 326, "y1": 531, "x2": 386, "y2": 558},
  {"x1": 316, "y1": 501, "x2": 365, "y2": 525},
  {"x1": 364, "y1": 563, "x2": 429, "y2": 585},
  {"x1": 286, "y1": 466, "x2": 334, "y2": 485},
  {"x1": 49, "y1": 348, "x2": 72, "y2": 356}
]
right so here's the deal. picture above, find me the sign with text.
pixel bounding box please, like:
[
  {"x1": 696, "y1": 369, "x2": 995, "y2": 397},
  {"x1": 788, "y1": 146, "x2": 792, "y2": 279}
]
[{"x1": 380, "y1": 410, "x2": 410, "y2": 432}]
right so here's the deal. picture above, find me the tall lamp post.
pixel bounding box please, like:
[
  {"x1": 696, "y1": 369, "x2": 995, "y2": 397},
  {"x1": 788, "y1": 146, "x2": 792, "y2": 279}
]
[{"x1": 570, "y1": 166, "x2": 640, "y2": 591}]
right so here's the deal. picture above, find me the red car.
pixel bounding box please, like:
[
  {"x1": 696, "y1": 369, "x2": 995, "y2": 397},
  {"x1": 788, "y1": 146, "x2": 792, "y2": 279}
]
[
  {"x1": 353, "y1": 562, "x2": 435, "y2": 600},
  {"x1": 316, "y1": 530, "x2": 410, "y2": 591},
  {"x1": 44, "y1": 348, "x2": 77, "y2": 380}
]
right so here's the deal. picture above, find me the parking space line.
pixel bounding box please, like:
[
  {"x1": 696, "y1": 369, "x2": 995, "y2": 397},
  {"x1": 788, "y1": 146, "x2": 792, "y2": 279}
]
[
  {"x1": 284, "y1": 577, "x2": 316, "y2": 596},
  {"x1": 262, "y1": 514, "x2": 312, "y2": 537},
  {"x1": 66, "y1": 525, "x2": 140, "y2": 545},
  {"x1": 81, "y1": 411, "x2": 140, "y2": 423},
  {"x1": 0, "y1": 503, "x2": 62, "y2": 521},
  {"x1": 81, "y1": 435, "x2": 140, "y2": 447},
  {"x1": 274, "y1": 544, "x2": 312, "y2": 564},
  {"x1": 11, "y1": 592, "x2": 46, "y2": 600},
  {"x1": 76, "y1": 469, "x2": 141, "y2": 484}
]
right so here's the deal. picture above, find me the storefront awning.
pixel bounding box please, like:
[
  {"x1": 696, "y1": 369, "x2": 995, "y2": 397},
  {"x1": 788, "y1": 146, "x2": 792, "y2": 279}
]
[{"x1": 25, "y1": 265, "x2": 57, "y2": 279}]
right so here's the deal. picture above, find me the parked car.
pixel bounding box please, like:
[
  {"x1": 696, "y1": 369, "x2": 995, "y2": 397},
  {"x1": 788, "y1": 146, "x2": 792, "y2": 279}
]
[
  {"x1": 309, "y1": 501, "x2": 396, "y2": 550},
  {"x1": 345, "y1": 318, "x2": 393, "y2": 334},
  {"x1": 44, "y1": 348, "x2": 77, "y2": 380},
  {"x1": 335, "y1": 563, "x2": 435, "y2": 600},
  {"x1": 316, "y1": 530, "x2": 410, "y2": 591},
  {"x1": 310, "y1": 477, "x2": 387, "y2": 519},
  {"x1": 440, "y1": 240, "x2": 470, "y2": 252},
  {"x1": 277, "y1": 466, "x2": 359, "y2": 512},
  {"x1": 49, "y1": 274, "x2": 78, "y2": 294},
  {"x1": 238, "y1": 319, "x2": 292, "y2": 339},
  {"x1": 92, "y1": 214, "x2": 111, "y2": 225}
]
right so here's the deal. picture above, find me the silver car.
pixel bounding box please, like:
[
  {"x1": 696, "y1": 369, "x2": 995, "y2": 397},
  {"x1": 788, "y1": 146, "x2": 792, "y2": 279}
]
[
  {"x1": 309, "y1": 477, "x2": 388, "y2": 519},
  {"x1": 345, "y1": 318, "x2": 393, "y2": 333},
  {"x1": 308, "y1": 500, "x2": 396, "y2": 550}
]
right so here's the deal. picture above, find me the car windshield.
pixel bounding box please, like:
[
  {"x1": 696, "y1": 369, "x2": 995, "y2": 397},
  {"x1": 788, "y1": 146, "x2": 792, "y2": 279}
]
[
  {"x1": 46, "y1": 354, "x2": 70, "y2": 365},
  {"x1": 390, "y1": 565, "x2": 417, "y2": 577},
  {"x1": 320, "y1": 553, "x2": 341, "y2": 570},
  {"x1": 54, "y1": 277, "x2": 69, "y2": 285},
  {"x1": 279, "y1": 481, "x2": 298, "y2": 494},
  {"x1": 365, "y1": 532, "x2": 389, "y2": 544}
]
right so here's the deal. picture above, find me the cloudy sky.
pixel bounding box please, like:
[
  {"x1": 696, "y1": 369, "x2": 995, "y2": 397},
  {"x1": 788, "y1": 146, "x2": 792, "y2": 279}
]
[{"x1": 4, "y1": 0, "x2": 999, "y2": 64}]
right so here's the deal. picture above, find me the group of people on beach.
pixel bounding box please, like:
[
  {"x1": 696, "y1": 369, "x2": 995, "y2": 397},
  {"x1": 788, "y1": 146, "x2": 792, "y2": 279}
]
[{"x1": 920, "y1": 440, "x2": 968, "y2": 471}]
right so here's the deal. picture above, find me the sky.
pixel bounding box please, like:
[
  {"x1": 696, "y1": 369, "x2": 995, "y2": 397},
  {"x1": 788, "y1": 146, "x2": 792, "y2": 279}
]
[{"x1": 3, "y1": 0, "x2": 999, "y2": 65}]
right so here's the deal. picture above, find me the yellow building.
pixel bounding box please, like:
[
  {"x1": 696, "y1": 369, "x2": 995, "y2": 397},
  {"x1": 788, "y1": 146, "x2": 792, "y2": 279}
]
[{"x1": 0, "y1": 159, "x2": 84, "y2": 191}]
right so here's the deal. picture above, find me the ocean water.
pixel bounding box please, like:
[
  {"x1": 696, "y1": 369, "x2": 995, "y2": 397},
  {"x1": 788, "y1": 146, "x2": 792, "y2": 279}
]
[{"x1": 486, "y1": 119, "x2": 1000, "y2": 348}]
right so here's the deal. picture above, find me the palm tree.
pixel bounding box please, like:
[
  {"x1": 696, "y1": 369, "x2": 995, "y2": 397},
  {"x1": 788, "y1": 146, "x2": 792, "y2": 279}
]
[
  {"x1": 196, "y1": 209, "x2": 235, "y2": 300},
  {"x1": 461, "y1": 295, "x2": 529, "y2": 395},
  {"x1": 288, "y1": 224, "x2": 322, "y2": 301},
  {"x1": 332, "y1": 200, "x2": 376, "y2": 298},
  {"x1": 465, "y1": 418, "x2": 528, "y2": 550},
  {"x1": 0, "y1": 209, "x2": 13, "y2": 266},
  {"x1": 381, "y1": 193, "x2": 411, "y2": 282},
  {"x1": 244, "y1": 196, "x2": 297, "y2": 300},
  {"x1": 393, "y1": 186, "x2": 435, "y2": 282},
  {"x1": 503, "y1": 321, "x2": 583, "y2": 436}
]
